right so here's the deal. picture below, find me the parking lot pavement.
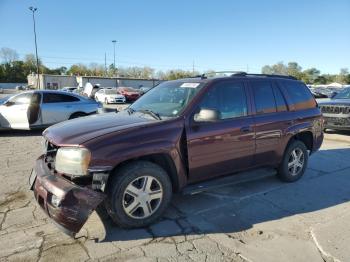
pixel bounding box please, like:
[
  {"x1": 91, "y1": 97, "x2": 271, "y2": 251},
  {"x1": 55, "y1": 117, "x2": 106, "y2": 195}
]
[{"x1": 0, "y1": 132, "x2": 350, "y2": 262}]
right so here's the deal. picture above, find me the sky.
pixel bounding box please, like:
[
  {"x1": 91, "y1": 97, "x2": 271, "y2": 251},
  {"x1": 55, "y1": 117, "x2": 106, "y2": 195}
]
[{"x1": 0, "y1": 0, "x2": 349, "y2": 74}]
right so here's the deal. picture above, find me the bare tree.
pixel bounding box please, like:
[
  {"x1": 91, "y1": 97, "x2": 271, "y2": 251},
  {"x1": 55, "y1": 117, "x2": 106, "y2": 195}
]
[{"x1": 0, "y1": 47, "x2": 19, "y2": 64}]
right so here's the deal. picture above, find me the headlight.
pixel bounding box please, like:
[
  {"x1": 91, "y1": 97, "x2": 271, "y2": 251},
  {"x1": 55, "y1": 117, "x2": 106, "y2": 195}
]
[{"x1": 55, "y1": 147, "x2": 91, "y2": 176}]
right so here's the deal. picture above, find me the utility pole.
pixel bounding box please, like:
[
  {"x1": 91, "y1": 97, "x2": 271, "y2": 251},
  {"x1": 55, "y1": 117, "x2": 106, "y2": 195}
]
[
  {"x1": 29, "y1": 6, "x2": 40, "y2": 89},
  {"x1": 192, "y1": 60, "x2": 195, "y2": 75},
  {"x1": 112, "y1": 40, "x2": 117, "y2": 76},
  {"x1": 104, "y1": 52, "x2": 107, "y2": 76}
]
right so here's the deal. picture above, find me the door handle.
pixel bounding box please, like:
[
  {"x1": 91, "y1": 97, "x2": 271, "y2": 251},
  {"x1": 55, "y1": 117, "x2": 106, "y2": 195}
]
[{"x1": 240, "y1": 126, "x2": 251, "y2": 133}]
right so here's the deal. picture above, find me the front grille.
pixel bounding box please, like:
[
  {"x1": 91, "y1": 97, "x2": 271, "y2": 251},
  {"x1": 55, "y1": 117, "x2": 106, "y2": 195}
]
[{"x1": 320, "y1": 105, "x2": 350, "y2": 114}]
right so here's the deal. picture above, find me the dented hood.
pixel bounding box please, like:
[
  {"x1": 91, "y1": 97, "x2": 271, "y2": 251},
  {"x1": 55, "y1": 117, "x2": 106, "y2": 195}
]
[{"x1": 43, "y1": 111, "x2": 156, "y2": 146}]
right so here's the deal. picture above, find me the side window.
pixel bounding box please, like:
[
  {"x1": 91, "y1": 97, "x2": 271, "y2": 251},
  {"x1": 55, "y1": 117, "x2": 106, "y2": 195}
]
[
  {"x1": 43, "y1": 93, "x2": 80, "y2": 103},
  {"x1": 280, "y1": 80, "x2": 316, "y2": 110},
  {"x1": 9, "y1": 93, "x2": 32, "y2": 105},
  {"x1": 252, "y1": 81, "x2": 277, "y2": 114},
  {"x1": 199, "y1": 81, "x2": 247, "y2": 119},
  {"x1": 273, "y1": 86, "x2": 287, "y2": 112}
]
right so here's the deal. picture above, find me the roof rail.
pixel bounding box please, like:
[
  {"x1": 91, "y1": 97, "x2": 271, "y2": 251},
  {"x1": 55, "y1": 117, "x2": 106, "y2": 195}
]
[{"x1": 231, "y1": 72, "x2": 297, "y2": 80}]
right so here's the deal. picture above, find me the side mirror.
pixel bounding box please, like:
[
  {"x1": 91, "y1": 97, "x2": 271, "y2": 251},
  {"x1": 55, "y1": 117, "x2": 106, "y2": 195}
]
[
  {"x1": 194, "y1": 108, "x2": 221, "y2": 122},
  {"x1": 330, "y1": 91, "x2": 337, "y2": 98}
]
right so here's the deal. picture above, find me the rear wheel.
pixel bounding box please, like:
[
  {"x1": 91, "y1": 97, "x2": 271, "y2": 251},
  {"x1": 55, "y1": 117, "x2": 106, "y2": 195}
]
[
  {"x1": 277, "y1": 140, "x2": 308, "y2": 182},
  {"x1": 105, "y1": 161, "x2": 172, "y2": 228},
  {"x1": 69, "y1": 112, "x2": 87, "y2": 119}
]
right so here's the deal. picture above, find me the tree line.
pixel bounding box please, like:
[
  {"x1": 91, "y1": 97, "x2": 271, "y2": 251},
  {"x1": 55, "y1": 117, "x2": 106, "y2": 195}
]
[
  {"x1": 262, "y1": 62, "x2": 350, "y2": 85},
  {"x1": 1, "y1": 47, "x2": 349, "y2": 84}
]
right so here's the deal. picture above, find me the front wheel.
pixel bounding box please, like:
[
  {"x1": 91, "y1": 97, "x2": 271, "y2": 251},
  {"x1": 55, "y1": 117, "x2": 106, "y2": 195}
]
[
  {"x1": 105, "y1": 161, "x2": 172, "y2": 228},
  {"x1": 277, "y1": 140, "x2": 308, "y2": 182}
]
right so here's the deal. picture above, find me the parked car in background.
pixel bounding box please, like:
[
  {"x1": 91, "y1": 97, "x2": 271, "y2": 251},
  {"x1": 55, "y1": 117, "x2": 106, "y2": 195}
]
[
  {"x1": 0, "y1": 90, "x2": 101, "y2": 130},
  {"x1": 83, "y1": 83, "x2": 101, "y2": 99},
  {"x1": 116, "y1": 87, "x2": 141, "y2": 102},
  {"x1": 311, "y1": 90, "x2": 328, "y2": 99},
  {"x1": 95, "y1": 88, "x2": 126, "y2": 104},
  {"x1": 139, "y1": 86, "x2": 152, "y2": 95},
  {"x1": 318, "y1": 87, "x2": 350, "y2": 131},
  {"x1": 61, "y1": 87, "x2": 78, "y2": 93},
  {"x1": 30, "y1": 73, "x2": 323, "y2": 235}
]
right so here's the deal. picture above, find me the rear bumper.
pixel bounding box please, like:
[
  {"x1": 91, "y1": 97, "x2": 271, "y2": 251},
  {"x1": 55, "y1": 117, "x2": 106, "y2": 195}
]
[{"x1": 30, "y1": 155, "x2": 105, "y2": 235}]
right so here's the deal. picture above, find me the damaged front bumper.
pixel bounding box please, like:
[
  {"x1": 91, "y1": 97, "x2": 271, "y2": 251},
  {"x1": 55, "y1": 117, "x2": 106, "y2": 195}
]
[{"x1": 29, "y1": 155, "x2": 106, "y2": 235}]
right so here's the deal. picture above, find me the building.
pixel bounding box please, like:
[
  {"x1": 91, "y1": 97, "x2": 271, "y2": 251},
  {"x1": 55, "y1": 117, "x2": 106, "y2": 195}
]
[
  {"x1": 27, "y1": 74, "x2": 77, "y2": 89},
  {"x1": 27, "y1": 74, "x2": 162, "y2": 90}
]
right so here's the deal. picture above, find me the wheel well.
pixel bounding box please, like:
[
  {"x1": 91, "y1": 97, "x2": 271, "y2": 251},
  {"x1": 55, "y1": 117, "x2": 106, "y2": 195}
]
[
  {"x1": 109, "y1": 154, "x2": 179, "y2": 192},
  {"x1": 291, "y1": 131, "x2": 313, "y2": 151}
]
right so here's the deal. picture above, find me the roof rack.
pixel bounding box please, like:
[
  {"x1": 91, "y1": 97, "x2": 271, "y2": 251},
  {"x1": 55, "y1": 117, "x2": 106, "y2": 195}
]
[{"x1": 231, "y1": 72, "x2": 297, "y2": 80}]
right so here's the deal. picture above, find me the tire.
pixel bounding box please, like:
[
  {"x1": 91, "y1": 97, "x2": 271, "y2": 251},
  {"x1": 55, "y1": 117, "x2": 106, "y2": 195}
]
[
  {"x1": 277, "y1": 140, "x2": 308, "y2": 182},
  {"x1": 69, "y1": 112, "x2": 87, "y2": 119},
  {"x1": 105, "y1": 161, "x2": 172, "y2": 228}
]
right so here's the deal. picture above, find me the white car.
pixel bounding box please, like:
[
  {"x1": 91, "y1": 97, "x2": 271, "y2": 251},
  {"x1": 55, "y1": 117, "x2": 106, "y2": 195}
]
[
  {"x1": 61, "y1": 87, "x2": 78, "y2": 93},
  {"x1": 0, "y1": 90, "x2": 101, "y2": 130},
  {"x1": 95, "y1": 88, "x2": 126, "y2": 104}
]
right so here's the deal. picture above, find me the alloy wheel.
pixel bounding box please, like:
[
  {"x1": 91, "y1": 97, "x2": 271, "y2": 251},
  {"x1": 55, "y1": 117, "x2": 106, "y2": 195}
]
[
  {"x1": 288, "y1": 148, "x2": 304, "y2": 176},
  {"x1": 122, "y1": 176, "x2": 163, "y2": 219}
]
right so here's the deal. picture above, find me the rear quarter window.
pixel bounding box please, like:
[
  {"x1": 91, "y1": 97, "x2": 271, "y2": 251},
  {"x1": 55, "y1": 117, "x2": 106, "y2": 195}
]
[{"x1": 280, "y1": 80, "x2": 316, "y2": 110}]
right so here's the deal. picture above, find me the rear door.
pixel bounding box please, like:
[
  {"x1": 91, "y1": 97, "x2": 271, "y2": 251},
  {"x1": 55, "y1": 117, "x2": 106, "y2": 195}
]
[
  {"x1": 41, "y1": 93, "x2": 81, "y2": 125},
  {"x1": 186, "y1": 80, "x2": 255, "y2": 182},
  {"x1": 249, "y1": 79, "x2": 291, "y2": 166}
]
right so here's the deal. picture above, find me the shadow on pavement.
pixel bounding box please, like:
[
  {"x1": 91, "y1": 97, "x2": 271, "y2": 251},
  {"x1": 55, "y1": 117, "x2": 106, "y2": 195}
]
[
  {"x1": 0, "y1": 129, "x2": 44, "y2": 137},
  {"x1": 90, "y1": 147, "x2": 350, "y2": 243}
]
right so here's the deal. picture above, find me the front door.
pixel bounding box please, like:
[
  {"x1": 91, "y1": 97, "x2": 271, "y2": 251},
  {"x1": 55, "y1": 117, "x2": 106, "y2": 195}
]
[
  {"x1": 0, "y1": 93, "x2": 33, "y2": 129},
  {"x1": 186, "y1": 80, "x2": 255, "y2": 183}
]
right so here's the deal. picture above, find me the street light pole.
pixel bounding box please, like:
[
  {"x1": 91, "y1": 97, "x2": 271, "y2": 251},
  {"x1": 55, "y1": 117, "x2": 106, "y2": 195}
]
[
  {"x1": 112, "y1": 40, "x2": 117, "y2": 76},
  {"x1": 29, "y1": 6, "x2": 40, "y2": 89}
]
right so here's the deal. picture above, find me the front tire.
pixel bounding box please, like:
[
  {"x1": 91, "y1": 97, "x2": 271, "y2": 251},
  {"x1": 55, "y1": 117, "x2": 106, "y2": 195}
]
[
  {"x1": 105, "y1": 161, "x2": 172, "y2": 228},
  {"x1": 277, "y1": 140, "x2": 308, "y2": 182}
]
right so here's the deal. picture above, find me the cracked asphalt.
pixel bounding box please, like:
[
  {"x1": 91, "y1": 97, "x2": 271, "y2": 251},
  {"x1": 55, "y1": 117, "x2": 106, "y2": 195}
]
[{"x1": 0, "y1": 129, "x2": 350, "y2": 262}]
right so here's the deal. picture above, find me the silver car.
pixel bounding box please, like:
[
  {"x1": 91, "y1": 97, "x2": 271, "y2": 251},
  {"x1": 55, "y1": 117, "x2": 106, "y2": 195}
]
[{"x1": 0, "y1": 90, "x2": 102, "y2": 130}]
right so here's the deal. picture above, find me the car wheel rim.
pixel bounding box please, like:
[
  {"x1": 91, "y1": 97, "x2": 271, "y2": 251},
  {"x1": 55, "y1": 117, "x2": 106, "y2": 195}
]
[
  {"x1": 122, "y1": 176, "x2": 163, "y2": 219},
  {"x1": 288, "y1": 148, "x2": 304, "y2": 176}
]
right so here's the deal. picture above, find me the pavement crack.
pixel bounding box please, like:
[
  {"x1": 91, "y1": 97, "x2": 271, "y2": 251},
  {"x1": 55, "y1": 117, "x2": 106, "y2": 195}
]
[
  {"x1": 0, "y1": 209, "x2": 9, "y2": 231},
  {"x1": 310, "y1": 229, "x2": 341, "y2": 262}
]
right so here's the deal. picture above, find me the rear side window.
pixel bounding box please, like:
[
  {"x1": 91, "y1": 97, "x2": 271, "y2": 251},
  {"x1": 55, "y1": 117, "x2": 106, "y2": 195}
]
[
  {"x1": 252, "y1": 81, "x2": 276, "y2": 114},
  {"x1": 280, "y1": 80, "x2": 316, "y2": 110},
  {"x1": 273, "y1": 86, "x2": 287, "y2": 112},
  {"x1": 43, "y1": 93, "x2": 80, "y2": 103}
]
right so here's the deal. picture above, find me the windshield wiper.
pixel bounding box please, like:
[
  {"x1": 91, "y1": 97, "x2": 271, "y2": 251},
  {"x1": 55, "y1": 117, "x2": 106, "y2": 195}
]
[{"x1": 138, "y1": 109, "x2": 162, "y2": 120}]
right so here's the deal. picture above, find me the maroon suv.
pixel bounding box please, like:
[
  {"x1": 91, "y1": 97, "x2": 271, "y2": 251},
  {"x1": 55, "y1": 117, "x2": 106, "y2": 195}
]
[{"x1": 29, "y1": 73, "x2": 324, "y2": 235}]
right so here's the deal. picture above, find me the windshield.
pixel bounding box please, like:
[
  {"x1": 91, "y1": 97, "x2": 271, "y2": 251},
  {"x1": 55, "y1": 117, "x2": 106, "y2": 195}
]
[
  {"x1": 333, "y1": 88, "x2": 350, "y2": 99},
  {"x1": 105, "y1": 89, "x2": 118, "y2": 95},
  {"x1": 130, "y1": 81, "x2": 204, "y2": 118}
]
